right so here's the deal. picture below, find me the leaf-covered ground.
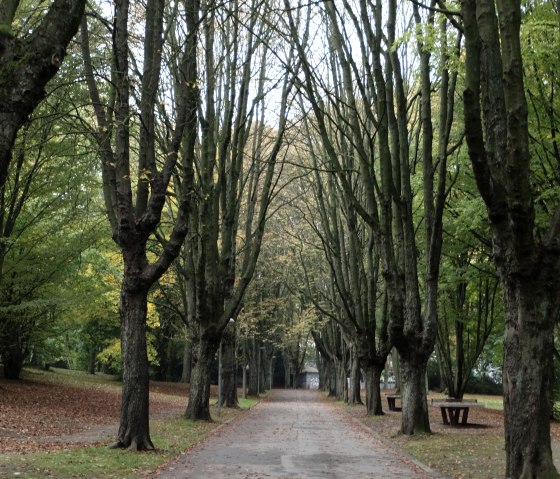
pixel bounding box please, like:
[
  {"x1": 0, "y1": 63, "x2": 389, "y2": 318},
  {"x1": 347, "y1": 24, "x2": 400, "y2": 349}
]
[
  {"x1": 0, "y1": 368, "x2": 191, "y2": 454},
  {"x1": 340, "y1": 391, "x2": 560, "y2": 479}
]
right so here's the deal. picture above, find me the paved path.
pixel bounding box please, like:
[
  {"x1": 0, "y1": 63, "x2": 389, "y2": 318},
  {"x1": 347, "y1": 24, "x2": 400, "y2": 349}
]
[{"x1": 155, "y1": 389, "x2": 437, "y2": 479}]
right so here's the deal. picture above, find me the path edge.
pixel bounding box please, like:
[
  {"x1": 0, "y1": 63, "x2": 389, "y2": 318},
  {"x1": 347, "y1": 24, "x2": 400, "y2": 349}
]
[
  {"x1": 151, "y1": 394, "x2": 269, "y2": 477},
  {"x1": 333, "y1": 400, "x2": 450, "y2": 479}
]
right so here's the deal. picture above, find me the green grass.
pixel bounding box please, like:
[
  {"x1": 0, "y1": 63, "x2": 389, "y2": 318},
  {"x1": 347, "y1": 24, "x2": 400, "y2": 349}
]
[
  {"x1": 238, "y1": 397, "x2": 258, "y2": 409},
  {"x1": 25, "y1": 367, "x2": 121, "y2": 389},
  {"x1": 2, "y1": 371, "x2": 259, "y2": 478},
  {"x1": 3, "y1": 408, "x2": 255, "y2": 479},
  {"x1": 396, "y1": 433, "x2": 505, "y2": 479},
  {"x1": 4, "y1": 444, "x2": 169, "y2": 478}
]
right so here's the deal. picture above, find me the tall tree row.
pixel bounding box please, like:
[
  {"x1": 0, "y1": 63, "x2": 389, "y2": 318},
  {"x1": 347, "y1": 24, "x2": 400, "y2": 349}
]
[
  {"x1": 2, "y1": 0, "x2": 560, "y2": 477},
  {"x1": 300, "y1": 124, "x2": 389, "y2": 414},
  {"x1": 176, "y1": 0, "x2": 296, "y2": 420},
  {"x1": 284, "y1": 0, "x2": 460, "y2": 433}
]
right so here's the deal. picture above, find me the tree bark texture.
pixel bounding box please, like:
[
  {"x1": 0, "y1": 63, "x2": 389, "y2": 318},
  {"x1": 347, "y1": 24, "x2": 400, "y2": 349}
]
[
  {"x1": 348, "y1": 346, "x2": 362, "y2": 405},
  {"x1": 502, "y1": 280, "x2": 558, "y2": 478},
  {"x1": 364, "y1": 365, "x2": 383, "y2": 416},
  {"x1": 180, "y1": 340, "x2": 192, "y2": 383},
  {"x1": 460, "y1": 0, "x2": 560, "y2": 475},
  {"x1": 335, "y1": 357, "x2": 347, "y2": 402},
  {"x1": 220, "y1": 326, "x2": 238, "y2": 407},
  {"x1": 400, "y1": 354, "x2": 430, "y2": 434},
  {"x1": 186, "y1": 333, "x2": 219, "y2": 420},
  {"x1": 114, "y1": 286, "x2": 153, "y2": 450}
]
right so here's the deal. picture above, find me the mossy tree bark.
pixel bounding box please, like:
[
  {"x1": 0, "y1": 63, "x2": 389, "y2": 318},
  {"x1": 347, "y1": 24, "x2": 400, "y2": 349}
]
[
  {"x1": 186, "y1": 332, "x2": 219, "y2": 420},
  {"x1": 115, "y1": 275, "x2": 152, "y2": 450}
]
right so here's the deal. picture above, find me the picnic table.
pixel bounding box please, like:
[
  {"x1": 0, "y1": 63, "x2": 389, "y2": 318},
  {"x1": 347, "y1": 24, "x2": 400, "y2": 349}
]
[
  {"x1": 430, "y1": 399, "x2": 485, "y2": 426},
  {"x1": 386, "y1": 394, "x2": 401, "y2": 411}
]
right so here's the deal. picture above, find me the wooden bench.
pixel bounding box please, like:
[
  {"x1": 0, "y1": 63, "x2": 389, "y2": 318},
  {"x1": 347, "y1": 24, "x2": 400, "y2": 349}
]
[
  {"x1": 386, "y1": 394, "x2": 401, "y2": 411},
  {"x1": 430, "y1": 400, "x2": 485, "y2": 426}
]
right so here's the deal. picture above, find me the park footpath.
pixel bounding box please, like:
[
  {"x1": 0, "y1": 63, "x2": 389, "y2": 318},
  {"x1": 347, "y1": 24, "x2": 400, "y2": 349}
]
[{"x1": 154, "y1": 389, "x2": 445, "y2": 479}]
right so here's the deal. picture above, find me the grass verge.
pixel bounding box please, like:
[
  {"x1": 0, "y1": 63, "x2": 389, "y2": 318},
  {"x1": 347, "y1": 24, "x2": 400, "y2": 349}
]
[
  {"x1": 3, "y1": 399, "x2": 257, "y2": 478},
  {"x1": 394, "y1": 432, "x2": 505, "y2": 479},
  {"x1": 337, "y1": 393, "x2": 507, "y2": 479}
]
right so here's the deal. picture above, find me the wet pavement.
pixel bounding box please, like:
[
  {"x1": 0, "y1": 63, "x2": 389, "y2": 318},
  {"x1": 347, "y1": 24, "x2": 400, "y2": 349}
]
[{"x1": 155, "y1": 389, "x2": 438, "y2": 479}]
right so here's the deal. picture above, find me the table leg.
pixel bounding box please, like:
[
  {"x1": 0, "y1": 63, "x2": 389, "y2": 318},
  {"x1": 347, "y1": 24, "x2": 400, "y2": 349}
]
[
  {"x1": 462, "y1": 407, "x2": 469, "y2": 425},
  {"x1": 450, "y1": 408, "x2": 460, "y2": 425},
  {"x1": 440, "y1": 407, "x2": 449, "y2": 425}
]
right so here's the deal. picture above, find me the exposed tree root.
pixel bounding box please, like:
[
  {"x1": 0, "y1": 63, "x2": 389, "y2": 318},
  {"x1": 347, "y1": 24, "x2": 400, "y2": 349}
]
[{"x1": 108, "y1": 437, "x2": 154, "y2": 451}]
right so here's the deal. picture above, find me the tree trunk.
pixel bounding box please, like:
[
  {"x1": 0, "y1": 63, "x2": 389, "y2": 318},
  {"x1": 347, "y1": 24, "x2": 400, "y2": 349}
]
[
  {"x1": 3, "y1": 346, "x2": 24, "y2": 380},
  {"x1": 349, "y1": 347, "x2": 362, "y2": 404},
  {"x1": 180, "y1": 339, "x2": 192, "y2": 383},
  {"x1": 453, "y1": 316, "x2": 464, "y2": 400},
  {"x1": 459, "y1": 0, "x2": 560, "y2": 474},
  {"x1": 392, "y1": 348, "x2": 401, "y2": 393},
  {"x1": 364, "y1": 365, "x2": 383, "y2": 416},
  {"x1": 220, "y1": 327, "x2": 238, "y2": 407},
  {"x1": 503, "y1": 282, "x2": 558, "y2": 478},
  {"x1": 326, "y1": 363, "x2": 336, "y2": 397},
  {"x1": 247, "y1": 341, "x2": 259, "y2": 395},
  {"x1": 87, "y1": 347, "x2": 96, "y2": 375},
  {"x1": 400, "y1": 354, "x2": 430, "y2": 434},
  {"x1": 283, "y1": 363, "x2": 291, "y2": 390},
  {"x1": 248, "y1": 363, "x2": 258, "y2": 395},
  {"x1": 335, "y1": 358, "x2": 347, "y2": 402},
  {"x1": 186, "y1": 334, "x2": 219, "y2": 420},
  {"x1": 113, "y1": 287, "x2": 153, "y2": 450}
]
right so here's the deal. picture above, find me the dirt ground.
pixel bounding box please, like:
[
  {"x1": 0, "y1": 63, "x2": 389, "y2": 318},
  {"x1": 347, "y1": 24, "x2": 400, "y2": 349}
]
[{"x1": 0, "y1": 369, "x2": 193, "y2": 453}]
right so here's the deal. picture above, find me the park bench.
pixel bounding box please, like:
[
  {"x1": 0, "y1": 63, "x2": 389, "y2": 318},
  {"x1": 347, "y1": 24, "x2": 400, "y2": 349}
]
[{"x1": 430, "y1": 398, "x2": 485, "y2": 426}]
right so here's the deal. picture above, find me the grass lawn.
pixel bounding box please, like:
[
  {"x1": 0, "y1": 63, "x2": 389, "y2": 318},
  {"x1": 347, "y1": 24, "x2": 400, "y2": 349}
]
[
  {"x1": 0, "y1": 368, "x2": 258, "y2": 478},
  {"x1": 339, "y1": 391, "x2": 510, "y2": 479},
  {"x1": 340, "y1": 390, "x2": 560, "y2": 478},
  {"x1": 4, "y1": 413, "x2": 248, "y2": 478},
  {"x1": 428, "y1": 391, "x2": 504, "y2": 410},
  {"x1": 395, "y1": 430, "x2": 505, "y2": 479}
]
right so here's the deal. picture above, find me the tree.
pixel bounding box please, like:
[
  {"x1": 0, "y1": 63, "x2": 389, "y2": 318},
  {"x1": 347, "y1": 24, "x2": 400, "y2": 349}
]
[
  {"x1": 80, "y1": 0, "x2": 198, "y2": 450},
  {"x1": 284, "y1": 0, "x2": 460, "y2": 433},
  {"x1": 0, "y1": 0, "x2": 85, "y2": 190},
  {"x1": 301, "y1": 137, "x2": 388, "y2": 413},
  {"x1": 460, "y1": 0, "x2": 560, "y2": 476},
  {"x1": 181, "y1": 0, "x2": 295, "y2": 420},
  {"x1": 436, "y1": 253, "x2": 500, "y2": 399},
  {"x1": 0, "y1": 81, "x2": 103, "y2": 378},
  {"x1": 433, "y1": 163, "x2": 503, "y2": 399}
]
